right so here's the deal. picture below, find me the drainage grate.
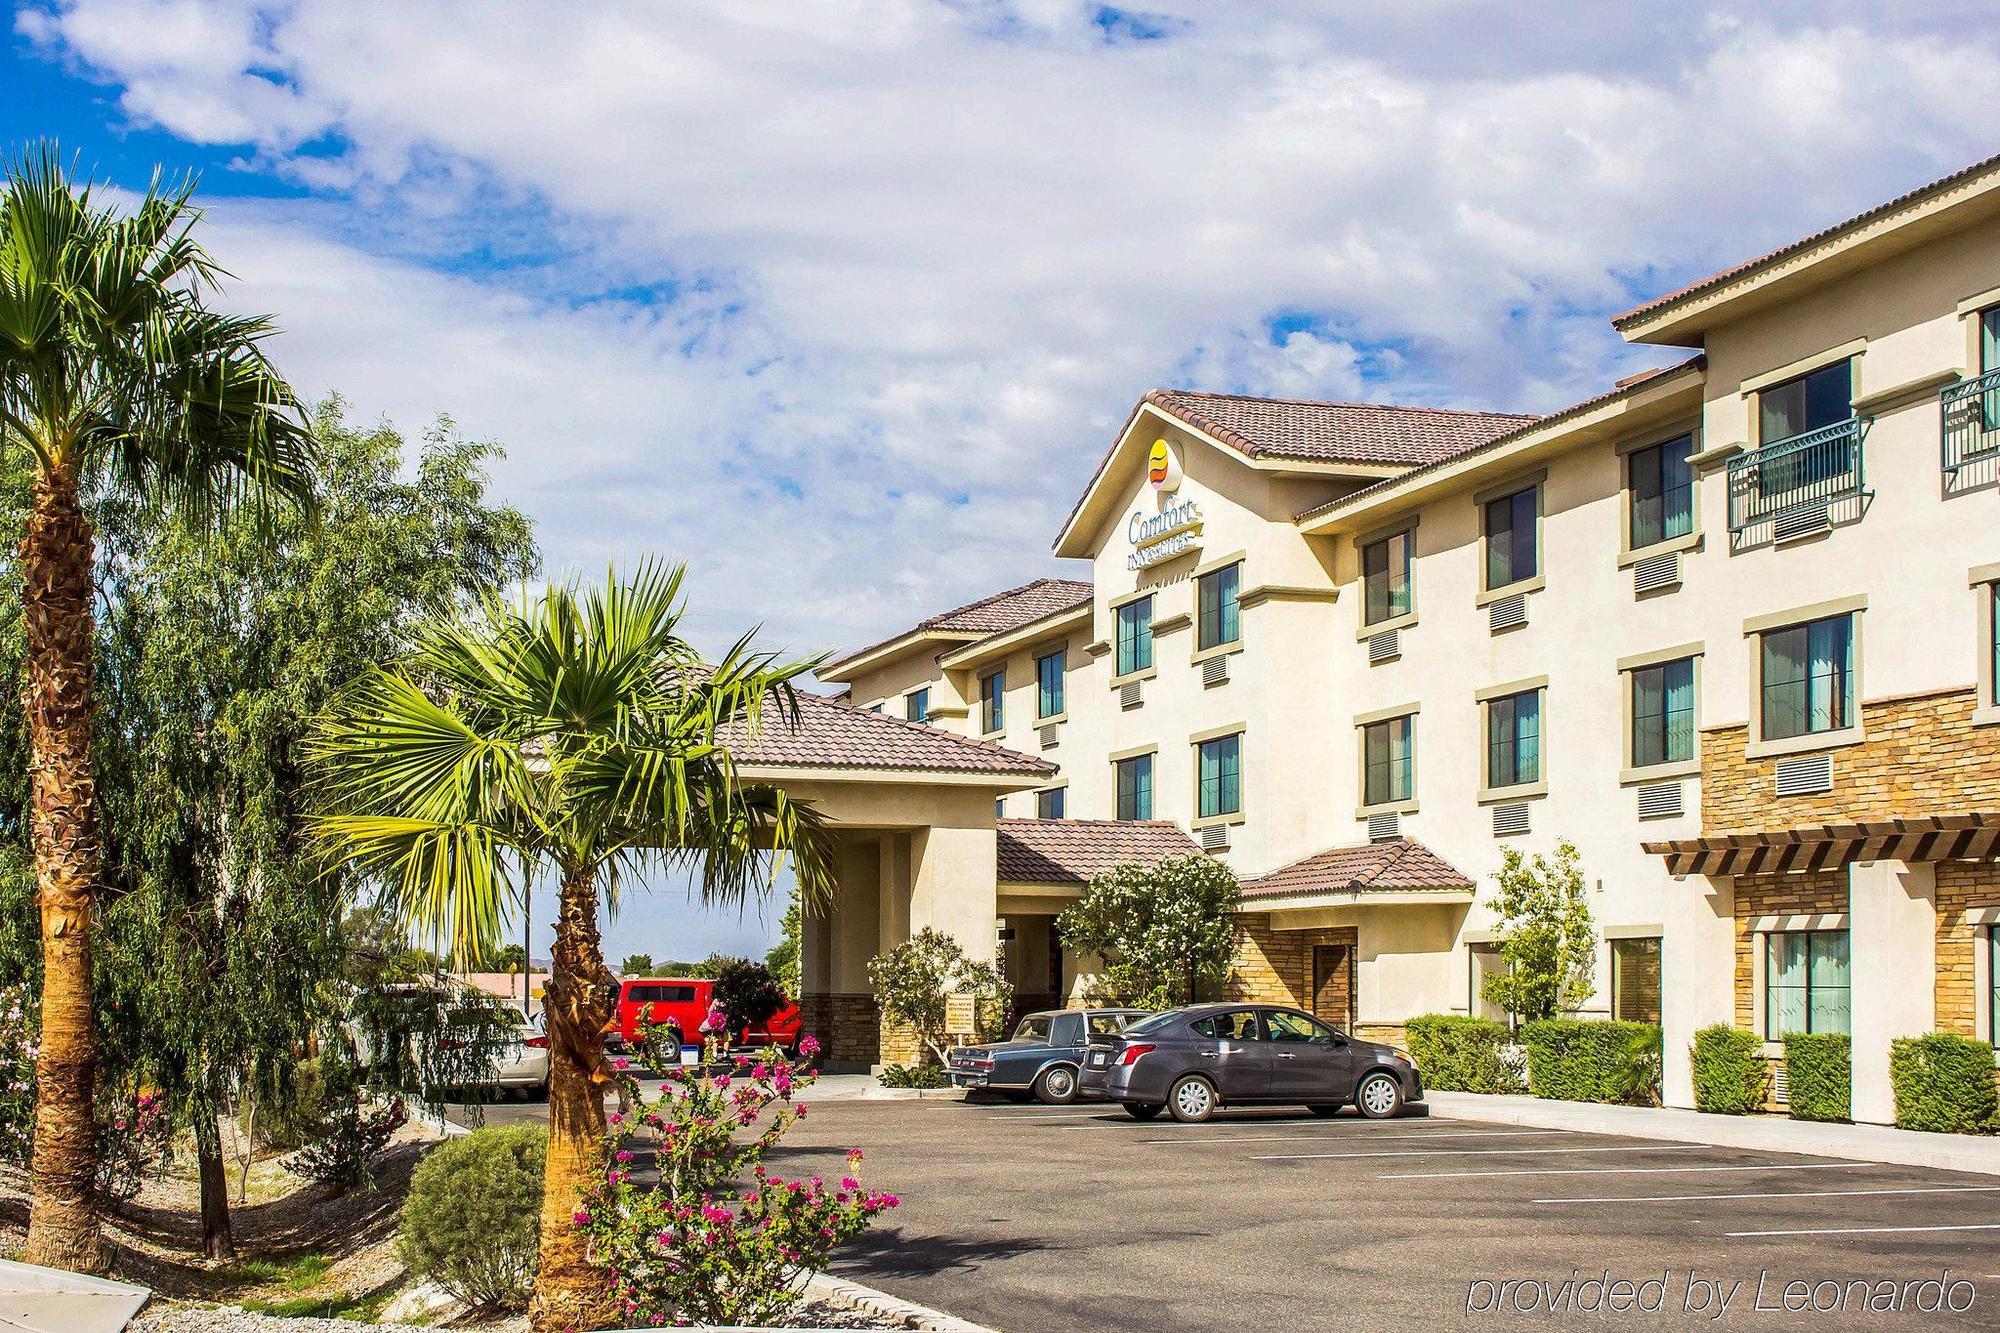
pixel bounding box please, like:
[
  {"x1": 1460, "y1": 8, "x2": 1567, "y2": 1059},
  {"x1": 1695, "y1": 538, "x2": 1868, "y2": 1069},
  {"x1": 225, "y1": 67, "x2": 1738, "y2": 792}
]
[
  {"x1": 1367, "y1": 629, "x2": 1401, "y2": 664},
  {"x1": 1774, "y1": 753, "x2": 1833, "y2": 797},
  {"x1": 1632, "y1": 550, "x2": 1681, "y2": 595},
  {"x1": 1491, "y1": 802, "x2": 1531, "y2": 837},
  {"x1": 1636, "y1": 781, "x2": 1683, "y2": 820},
  {"x1": 1488, "y1": 593, "x2": 1528, "y2": 633}
]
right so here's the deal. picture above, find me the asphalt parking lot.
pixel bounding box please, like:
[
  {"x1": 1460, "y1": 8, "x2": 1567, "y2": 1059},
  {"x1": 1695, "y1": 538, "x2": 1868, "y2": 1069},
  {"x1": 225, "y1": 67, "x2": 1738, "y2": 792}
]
[{"x1": 762, "y1": 1098, "x2": 2000, "y2": 1330}]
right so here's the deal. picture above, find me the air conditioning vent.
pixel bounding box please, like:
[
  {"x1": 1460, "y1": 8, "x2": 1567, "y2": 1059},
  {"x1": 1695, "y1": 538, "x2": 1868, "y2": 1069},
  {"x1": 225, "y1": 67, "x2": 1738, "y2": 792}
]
[
  {"x1": 1366, "y1": 811, "x2": 1401, "y2": 843},
  {"x1": 1038, "y1": 723, "x2": 1060, "y2": 750},
  {"x1": 1198, "y1": 824, "x2": 1230, "y2": 852},
  {"x1": 1119, "y1": 680, "x2": 1143, "y2": 710},
  {"x1": 1491, "y1": 802, "x2": 1531, "y2": 837},
  {"x1": 1772, "y1": 503, "x2": 1831, "y2": 543},
  {"x1": 1488, "y1": 593, "x2": 1528, "y2": 633},
  {"x1": 1367, "y1": 629, "x2": 1400, "y2": 664},
  {"x1": 1635, "y1": 781, "x2": 1683, "y2": 820},
  {"x1": 1632, "y1": 550, "x2": 1681, "y2": 595},
  {"x1": 1770, "y1": 1063, "x2": 1790, "y2": 1107},
  {"x1": 1774, "y1": 752, "x2": 1833, "y2": 797},
  {"x1": 1201, "y1": 654, "x2": 1230, "y2": 687}
]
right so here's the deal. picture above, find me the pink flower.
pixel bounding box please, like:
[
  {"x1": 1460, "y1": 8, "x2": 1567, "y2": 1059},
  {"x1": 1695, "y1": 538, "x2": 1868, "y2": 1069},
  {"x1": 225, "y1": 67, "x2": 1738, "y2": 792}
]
[
  {"x1": 615, "y1": 1150, "x2": 633, "y2": 1163},
  {"x1": 841, "y1": 1177, "x2": 858, "y2": 1191},
  {"x1": 573, "y1": 1208, "x2": 592, "y2": 1225},
  {"x1": 800, "y1": 1035, "x2": 822, "y2": 1057}
]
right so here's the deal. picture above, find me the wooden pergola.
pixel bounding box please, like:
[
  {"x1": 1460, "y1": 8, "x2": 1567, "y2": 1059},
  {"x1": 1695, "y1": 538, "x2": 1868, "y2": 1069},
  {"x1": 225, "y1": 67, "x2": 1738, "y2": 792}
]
[{"x1": 1642, "y1": 812, "x2": 2000, "y2": 877}]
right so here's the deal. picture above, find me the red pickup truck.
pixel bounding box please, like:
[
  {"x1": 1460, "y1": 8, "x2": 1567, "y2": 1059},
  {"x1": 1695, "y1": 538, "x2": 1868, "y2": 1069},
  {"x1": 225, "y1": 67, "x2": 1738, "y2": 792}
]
[{"x1": 613, "y1": 977, "x2": 803, "y2": 1053}]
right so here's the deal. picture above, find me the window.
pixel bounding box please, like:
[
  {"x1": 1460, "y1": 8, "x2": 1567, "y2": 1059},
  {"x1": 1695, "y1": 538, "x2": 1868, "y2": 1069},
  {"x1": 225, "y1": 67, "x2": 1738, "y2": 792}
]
[
  {"x1": 1035, "y1": 786, "x2": 1066, "y2": 819},
  {"x1": 1990, "y1": 929, "x2": 2000, "y2": 1048},
  {"x1": 1264, "y1": 1010, "x2": 1336, "y2": 1043},
  {"x1": 979, "y1": 669, "x2": 1005, "y2": 734},
  {"x1": 1115, "y1": 596, "x2": 1154, "y2": 676},
  {"x1": 1087, "y1": 1013, "x2": 1133, "y2": 1036},
  {"x1": 1630, "y1": 657, "x2": 1695, "y2": 769},
  {"x1": 994, "y1": 797, "x2": 1005, "y2": 819},
  {"x1": 1196, "y1": 733, "x2": 1242, "y2": 820},
  {"x1": 904, "y1": 688, "x2": 929, "y2": 723},
  {"x1": 1983, "y1": 307, "x2": 2000, "y2": 431},
  {"x1": 1036, "y1": 647, "x2": 1066, "y2": 719},
  {"x1": 1011, "y1": 1015, "x2": 1053, "y2": 1043},
  {"x1": 1610, "y1": 938, "x2": 1662, "y2": 1025},
  {"x1": 1362, "y1": 529, "x2": 1413, "y2": 625},
  {"x1": 1197, "y1": 563, "x2": 1241, "y2": 650},
  {"x1": 1628, "y1": 434, "x2": 1695, "y2": 550},
  {"x1": 1485, "y1": 689, "x2": 1542, "y2": 789},
  {"x1": 1483, "y1": 486, "x2": 1539, "y2": 589},
  {"x1": 1764, "y1": 929, "x2": 1850, "y2": 1038},
  {"x1": 1759, "y1": 359, "x2": 1854, "y2": 444},
  {"x1": 1190, "y1": 1010, "x2": 1261, "y2": 1041},
  {"x1": 1760, "y1": 614, "x2": 1853, "y2": 741},
  {"x1": 1362, "y1": 715, "x2": 1414, "y2": 807},
  {"x1": 1115, "y1": 753, "x2": 1154, "y2": 820},
  {"x1": 1991, "y1": 584, "x2": 2000, "y2": 706}
]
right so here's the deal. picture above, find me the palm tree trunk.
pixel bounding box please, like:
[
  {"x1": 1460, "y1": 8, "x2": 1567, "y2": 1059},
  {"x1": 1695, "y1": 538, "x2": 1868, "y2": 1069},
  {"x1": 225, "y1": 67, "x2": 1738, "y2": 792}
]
[
  {"x1": 19, "y1": 463, "x2": 108, "y2": 1274},
  {"x1": 529, "y1": 864, "x2": 617, "y2": 1332}
]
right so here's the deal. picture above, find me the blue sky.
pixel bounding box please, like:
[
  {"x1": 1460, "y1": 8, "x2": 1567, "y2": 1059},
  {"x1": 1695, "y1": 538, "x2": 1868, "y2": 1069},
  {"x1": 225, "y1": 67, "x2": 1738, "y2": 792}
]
[{"x1": 8, "y1": 1, "x2": 1999, "y2": 964}]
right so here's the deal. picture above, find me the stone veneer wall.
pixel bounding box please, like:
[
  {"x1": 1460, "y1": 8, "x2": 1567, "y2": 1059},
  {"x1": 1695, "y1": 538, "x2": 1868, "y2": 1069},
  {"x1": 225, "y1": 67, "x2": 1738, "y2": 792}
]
[
  {"x1": 1227, "y1": 915, "x2": 1357, "y2": 1026},
  {"x1": 1701, "y1": 687, "x2": 2000, "y2": 835},
  {"x1": 1731, "y1": 870, "x2": 1848, "y2": 1032},
  {"x1": 796, "y1": 993, "x2": 881, "y2": 1067},
  {"x1": 1935, "y1": 863, "x2": 2000, "y2": 1037}
]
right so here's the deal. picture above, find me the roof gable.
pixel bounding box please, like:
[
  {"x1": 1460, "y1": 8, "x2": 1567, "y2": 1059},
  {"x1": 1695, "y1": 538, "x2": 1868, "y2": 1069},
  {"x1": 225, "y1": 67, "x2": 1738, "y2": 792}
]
[
  {"x1": 723, "y1": 690, "x2": 1054, "y2": 779},
  {"x1": 1145, "y1": 389, "x2": 1535, "y2": 467},
  {"x1": 1242, "y1": 839, "x2": 1474, "y2": 899},
  {"x1": 820, "y1": 577, "x2": 1092, "y2": 681},
  {"x1": 996, "y1": 818, "x2": 1202, "y2": 883}
]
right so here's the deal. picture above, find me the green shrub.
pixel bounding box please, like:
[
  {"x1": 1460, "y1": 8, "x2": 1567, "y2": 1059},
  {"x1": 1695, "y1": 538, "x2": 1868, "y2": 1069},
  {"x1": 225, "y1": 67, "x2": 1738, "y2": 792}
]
[
  {"x1": 877, "y1": 1063, "x2": 949, "y2": 1089},
  {"x1": 1891, "y1": 1032, "x2": 1998, "y2": 1135},
  {"x1": 396, "y1": 1124, "x2": 545, "y2": 1312},
  {"x1": 1402, "y1": 1015, "x2": 1523, "y2": 1093},
  {"x1": 1690, "y1": 1026, "x2": 1766, "y2": 1115},
  {"x1": 1521, "y1": 1019, "x2": 1661, "y2": 1105},
  {"x1": 1782, "y1": 1032, "x2": 1850, "y2": 1123}
]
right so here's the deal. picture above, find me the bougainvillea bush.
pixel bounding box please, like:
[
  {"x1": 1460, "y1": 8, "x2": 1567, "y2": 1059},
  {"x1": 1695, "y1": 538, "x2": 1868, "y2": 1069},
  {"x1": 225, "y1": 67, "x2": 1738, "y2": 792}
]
[
  {"x1": 0, "y1": 984, "x2": 170, "y2": 1199},
  {"x1": 575, "y1": 1034, "x2": 899, "y2": 1327}
]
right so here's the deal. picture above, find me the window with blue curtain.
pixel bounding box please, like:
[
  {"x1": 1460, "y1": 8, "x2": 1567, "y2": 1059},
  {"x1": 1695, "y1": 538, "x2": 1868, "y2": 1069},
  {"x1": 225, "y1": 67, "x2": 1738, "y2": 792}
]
[
  {"x1": 1630, "y1": 657, "x2": 1695, "y2": 768},
  {"x1": 904, "y1": 688, "x2": 929, "y2": 723},
  {"x1": 1483, "y1": 486, "x2": 1539, "y2": 589},
  {"x1": 1197, "y1": 734, "x2": 1242, "y2": 819},
  {"x1": 1764, "y1": 930, "x2": 1850, "y2": 1038},
  {"x1": 1983, "y1": 308, "x2": 2000, "y2": 431},
  {"x1": 1036, "y1": 786, "x2": 1066, "y2": 819},
  {"x1": 1757, "y1": 359, "x2": 1854, "y2": 495},
  {"x1": 1486, "y1": 689, "x2": 1541, "y2": 789},
  {"x1": 980, "y1": 668, "x2": 1004, "y2": 734},
  {"x1": 1116, "y1": 753, "x2": 1153, "y2": 820},
  {"x1": 1760, "y1": 614, "x2": 1853, "y2": 741},
  {"x1": 1628, "y1": 434, "x2": 1695, "y2": 549},
  {"x1": 1990, "y1": 929, "x2": 2000, "y2": 1048},
  {"x1": 1116, "y1": 596, "x2": 1154, "y2": 676},
  {"x1": 1992, "y1": 585, "x2": 2000, "y2": 706},
  {"x1": 1363, "y1": 715, "x2": 1414, "y2": 806},
  {"x1": 1197, "y1": 563, "x2": 1241, "y2": 650},
  {"x1": 1036, "y1": 647, "x2": 1066, "y2": 718},
  {"x1": 1362, "y1": 530, "x2": 1413, "y2": 625}
]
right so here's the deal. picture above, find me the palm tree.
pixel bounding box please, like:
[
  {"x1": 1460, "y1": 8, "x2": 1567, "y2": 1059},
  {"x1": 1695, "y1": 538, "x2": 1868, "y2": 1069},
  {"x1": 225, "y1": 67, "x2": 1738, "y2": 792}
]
[
  {"x1": 308, "y1": 564, "x2": 834, "y2": 1331},
  {"x1": 0, "y1": 144, "x2": 314, "y2": 1271}
]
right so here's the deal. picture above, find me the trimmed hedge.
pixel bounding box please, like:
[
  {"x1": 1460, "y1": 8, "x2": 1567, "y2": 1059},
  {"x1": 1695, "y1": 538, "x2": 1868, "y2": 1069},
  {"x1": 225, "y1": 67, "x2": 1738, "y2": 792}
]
[
  {"x1": 1891, "y1": 1032, "x2": 1999, "y2": 1135},
  {"x1": 1521, "y1": 1019, "x2": 1662, "y2": 1105},
  {"x1": 1690, "y1": 1025, "x2": 1765, "y2": 1115},
  {"x1": 1782, "y1": 1032, "x2": 1850, "y2": 1123},
  {"x1": 1403, "y1": 1015, "x2": 1523, "y2": 1094}
]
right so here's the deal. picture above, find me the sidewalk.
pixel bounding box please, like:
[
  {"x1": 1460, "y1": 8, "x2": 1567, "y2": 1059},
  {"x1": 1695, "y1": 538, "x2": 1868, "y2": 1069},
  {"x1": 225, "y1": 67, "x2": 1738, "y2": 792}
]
[{"x1": 1428, "y1": 1090, "x2": 2000, "y2": 1176}]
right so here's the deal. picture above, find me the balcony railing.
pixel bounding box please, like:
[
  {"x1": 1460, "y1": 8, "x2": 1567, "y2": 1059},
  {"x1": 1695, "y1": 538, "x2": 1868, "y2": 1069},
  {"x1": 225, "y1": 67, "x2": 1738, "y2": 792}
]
[
  {"x1": 1941, "y1": 368, "x2": 2000, "y2": 477},
  {"x1": 1727, "y1": 417, "x2": 1869, "y2": 544}
]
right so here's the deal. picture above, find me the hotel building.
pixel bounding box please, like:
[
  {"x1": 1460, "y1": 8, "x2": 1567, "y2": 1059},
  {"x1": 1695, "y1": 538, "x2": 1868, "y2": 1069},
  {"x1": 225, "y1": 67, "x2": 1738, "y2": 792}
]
[{"x1": 743, "y1": 155, "x2": 2000, "y2": 1123}]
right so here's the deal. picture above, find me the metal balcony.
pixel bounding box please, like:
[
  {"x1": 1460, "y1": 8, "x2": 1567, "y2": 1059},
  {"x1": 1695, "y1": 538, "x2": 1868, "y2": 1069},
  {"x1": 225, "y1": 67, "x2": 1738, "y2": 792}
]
[
  {"x1": 1726, "y1": 417, "x2": 1869, "y2": 546},
  {"x1": 1941, "y1": 368, "x2": 2000, "y2": 479}
]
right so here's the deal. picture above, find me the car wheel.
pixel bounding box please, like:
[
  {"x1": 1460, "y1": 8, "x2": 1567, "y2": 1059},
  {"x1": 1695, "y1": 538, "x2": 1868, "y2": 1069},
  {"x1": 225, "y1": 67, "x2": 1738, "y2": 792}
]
[
  {"x1": 1123, "y1": 1101, "x2": 1163, "y2": 1120},
  {"x1": 1355, "y1": 1071, "x2": 1404, "y2": 1119},
  {"x1": 1034, "y1": 1065, "x2": 1081, "y2": 1105},
  {"x1": 1168, "y1": 1075, "x2": 1217, "y2": 1123},
  {"x1": 1307, "y1": 1103, "x2": 1342, "y2": 1118}
]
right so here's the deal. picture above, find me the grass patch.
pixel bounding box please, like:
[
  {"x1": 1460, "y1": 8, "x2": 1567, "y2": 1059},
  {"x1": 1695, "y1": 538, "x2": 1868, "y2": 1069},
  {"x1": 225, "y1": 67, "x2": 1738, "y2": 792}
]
[
  {"x1": 241, "y1": 1289, "x2": 389, "y2": 1322},
  {"x1": 216, "y1": 1250, "x2": 332, "y2": 1292}
]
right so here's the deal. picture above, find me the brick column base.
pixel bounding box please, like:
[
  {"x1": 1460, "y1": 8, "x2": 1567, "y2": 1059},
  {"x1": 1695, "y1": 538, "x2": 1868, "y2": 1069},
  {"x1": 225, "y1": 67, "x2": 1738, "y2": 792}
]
[{"x1": 797, "y1": 992, "x2": 881, "y2": 1071}]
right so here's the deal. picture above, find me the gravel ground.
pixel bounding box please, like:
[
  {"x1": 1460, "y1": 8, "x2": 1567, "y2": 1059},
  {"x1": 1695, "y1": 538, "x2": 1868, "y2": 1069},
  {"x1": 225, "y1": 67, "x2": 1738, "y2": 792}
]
[{"x1": 130, "y1": 1296, "x2": 896, "y2": 1330}]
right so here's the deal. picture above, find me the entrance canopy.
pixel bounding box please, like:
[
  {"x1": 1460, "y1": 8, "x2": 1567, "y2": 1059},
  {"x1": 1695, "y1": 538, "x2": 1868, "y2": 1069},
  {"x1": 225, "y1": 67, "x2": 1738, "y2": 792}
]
[
  {"x1": 1241, "y1": 838, "x2": 1475, "y2": 913},
  {"x1": 1642, "y1": 812, "x2": 2000, "y2": 877}
]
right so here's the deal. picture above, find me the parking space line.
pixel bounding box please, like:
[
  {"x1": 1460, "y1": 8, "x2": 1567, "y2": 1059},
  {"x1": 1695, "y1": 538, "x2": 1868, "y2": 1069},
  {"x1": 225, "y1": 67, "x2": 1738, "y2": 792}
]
[
  {"x1": 979, "y1": 1113, "x2": 1110, "y2": 1121},
  {"x1": 1140, "y1": 1129, "x2": 1572, "y2": 1146},
  {"x1": 1536, "y1": 1185, "x2": 2000, "y2": 1204},
  {"x1": 1384, "y1": 1161, "x2": 1879, "y2": 1180},
  {"x1": 1727, "y1": 1223, "x2": 2000, "y2": 1238},
  {"x1": 1254, "y1": 1143, "x2": 1699, "y2": 1162}
]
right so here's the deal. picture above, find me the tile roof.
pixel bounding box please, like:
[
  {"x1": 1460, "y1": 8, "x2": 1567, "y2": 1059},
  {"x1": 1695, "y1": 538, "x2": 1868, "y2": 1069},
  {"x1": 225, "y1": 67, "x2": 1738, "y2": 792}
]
[
  {"x1": 1145, "y1": 388, "x2": 1536, "y2": 466},
  {"x1": 1241, "y1": 839, "x2": 1474, "y2": 899},
  {"x1": 1613, "y1": 151, "x2": 2000, "y2": 331},
  {"x1": 995, "y1": 818, "x2": 1203, "y2": 883},
  {"x1": 824, "y1": 577, "x2": 1092, "y2": 676},
  {"x1": 722, "y1": 689, "x2": 1054, "y2": 777}
]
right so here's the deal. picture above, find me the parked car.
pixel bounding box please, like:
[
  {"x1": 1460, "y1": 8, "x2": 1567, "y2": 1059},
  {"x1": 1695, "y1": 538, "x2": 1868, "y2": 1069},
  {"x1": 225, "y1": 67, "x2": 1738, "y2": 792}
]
[
  {"x1": 1091, "y1": 1003, "x2": 1424, "y2": 1123},
  {"x1": 612, "y1": 977, "x2": 803, "y2": 1054},
  {"x1": 947, "y1": 1008, "x2": 1147, "y2": 1103},
  {"x1": 488, "y1": 1010, "x2": 551, "y2": 1098}
]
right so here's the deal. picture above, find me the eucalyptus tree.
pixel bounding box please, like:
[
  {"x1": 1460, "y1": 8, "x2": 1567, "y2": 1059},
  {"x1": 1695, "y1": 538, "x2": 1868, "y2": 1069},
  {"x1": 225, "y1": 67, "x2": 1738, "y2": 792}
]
[
  {"x1": 0, "y1": 144, "x2": 315, "y2": 1270},
  {"x1": 309, "y1": 565, "x2": 834, "y2": 1331}
]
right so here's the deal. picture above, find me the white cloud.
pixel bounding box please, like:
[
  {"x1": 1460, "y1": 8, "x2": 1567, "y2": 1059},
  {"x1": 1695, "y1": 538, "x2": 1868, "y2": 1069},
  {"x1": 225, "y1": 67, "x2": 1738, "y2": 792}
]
[{"x1": 18, "y1": 1, "x2": 2000, "y2": 662}]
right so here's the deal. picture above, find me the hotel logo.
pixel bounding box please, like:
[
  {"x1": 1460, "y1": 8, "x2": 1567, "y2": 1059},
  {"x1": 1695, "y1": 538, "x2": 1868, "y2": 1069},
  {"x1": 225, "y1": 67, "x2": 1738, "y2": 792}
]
[{"x1": 1148, "y1": 438, "x2": 1183, "y2": 493}]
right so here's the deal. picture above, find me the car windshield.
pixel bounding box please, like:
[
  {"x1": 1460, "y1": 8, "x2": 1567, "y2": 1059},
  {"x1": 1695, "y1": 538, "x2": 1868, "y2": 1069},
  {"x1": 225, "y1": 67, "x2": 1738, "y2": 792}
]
[
  {"x1": 1123, "y1": 1009, "x2": 1185, "y2": 1036},
  {"x1": 1012, "y1": 1015, "x2": 1053, "y2": 1042}
]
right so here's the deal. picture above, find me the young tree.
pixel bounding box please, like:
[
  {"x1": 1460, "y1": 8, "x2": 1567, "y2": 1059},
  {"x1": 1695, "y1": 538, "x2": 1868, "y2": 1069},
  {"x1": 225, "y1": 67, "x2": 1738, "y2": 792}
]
[
  {"x1": 867, "y1": 928, "x2": 1011, "y2": 1064},
  {"x1": 488, "y1": 943, "x2": 529, "y2": 974},
  {"x1": 1482, "y1": 839, "x2": 1597, "y2": 1023},
  {"x1": 711, "y1": 958, "x2": 785, "y2": 1034},
  {"x1": 308, "y1": 565, "x2": 834, "y2": 1332},
  {"x1": 617, "y1": 953, "x2": 656, "y2": 977},
  {"x1": 1056, "y1": 855, "x2": 1241, "y2": 1009},
  {"x1": 0, "y1": 145, "x2": 316, "y2": 1271},
  {"x1": 766, "y1": 892, "x2": 801, "y2": 996}
]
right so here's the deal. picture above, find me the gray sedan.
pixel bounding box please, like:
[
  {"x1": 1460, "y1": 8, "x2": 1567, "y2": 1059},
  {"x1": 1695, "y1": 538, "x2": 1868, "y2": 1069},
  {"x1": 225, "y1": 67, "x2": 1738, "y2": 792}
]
[
  {"x1": 948, "y1": 1008, "x2": 1147, "y2": 1103},
  {"x1": 1092, "y1": 1003, "x2": 1424, "y2": 1123}
]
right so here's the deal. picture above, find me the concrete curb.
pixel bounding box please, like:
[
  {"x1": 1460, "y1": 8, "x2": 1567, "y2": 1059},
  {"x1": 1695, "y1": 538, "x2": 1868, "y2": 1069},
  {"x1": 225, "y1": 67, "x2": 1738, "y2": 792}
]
[
  {"x1": 856, "y1": 1086, "x2": 966, "y2": 1101},
  {"x1": 1428, "y1": 1090, "x2": 2000, "y2": 1176},
  {"x1": 805, "y1": 1271, "x2": 993, "y2": 1331}
]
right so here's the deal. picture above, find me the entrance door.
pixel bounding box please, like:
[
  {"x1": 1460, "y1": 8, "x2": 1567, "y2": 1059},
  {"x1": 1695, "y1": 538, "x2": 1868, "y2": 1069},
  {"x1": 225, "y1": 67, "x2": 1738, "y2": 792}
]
[{"x1": 1311, "y1": 944, "x2": 1354, "y2": 1030}]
